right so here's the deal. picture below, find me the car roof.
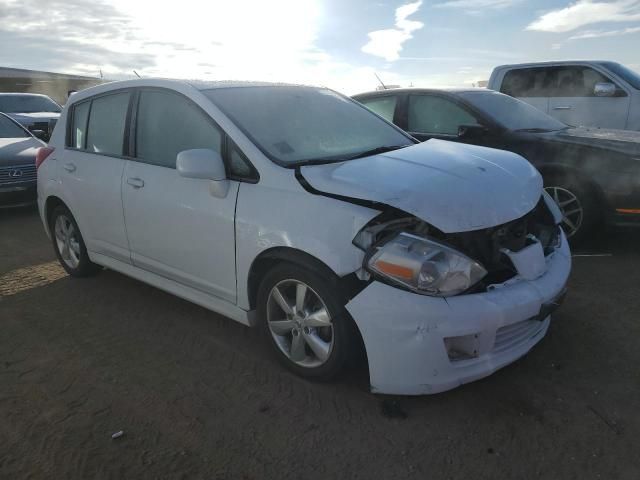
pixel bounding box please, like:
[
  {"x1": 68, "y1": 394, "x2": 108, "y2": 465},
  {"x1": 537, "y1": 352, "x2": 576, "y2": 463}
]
[
  {"x1": 493, "y1": 60, "x2": 612, "y2": 70},
  {"x1": 0, "y1": 92, "x2": 53, "y2": 97},
  {"x1": 353, "y1": 87, "x2": 490, "y2": 97}
]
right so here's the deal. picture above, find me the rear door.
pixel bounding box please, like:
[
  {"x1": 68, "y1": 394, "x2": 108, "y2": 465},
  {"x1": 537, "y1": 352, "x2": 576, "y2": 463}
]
[
  {"x1": 547, "y1": 65, "x2": 630, "y2": 129},
  {"x1": 58, "y1": 91, "x2": 132, "y2": 263},
  {"x1": 121, "y1": 88, "x2": 239, "y2": 302}
]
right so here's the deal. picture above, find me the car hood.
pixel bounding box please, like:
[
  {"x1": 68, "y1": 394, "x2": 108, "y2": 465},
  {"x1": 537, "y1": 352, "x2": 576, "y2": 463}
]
[
  {"x1": 7, "y1": 112, "x2": 60, "y2": 125},
  {"x1": 0, "y1": 137, "x2": 43, "y2": 167},
  {"x1": 299, "y1": 139, "x2": 543, "y2": 233},
  {"x1": 550, "y1": 127, "x2": 640, "y2": 156}
]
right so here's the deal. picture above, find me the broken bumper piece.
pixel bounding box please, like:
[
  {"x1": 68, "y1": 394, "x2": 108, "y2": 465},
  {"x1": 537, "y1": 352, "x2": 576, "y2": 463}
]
[{"x1": 346, "y1": 231, "x2": 571, "y2": 395}]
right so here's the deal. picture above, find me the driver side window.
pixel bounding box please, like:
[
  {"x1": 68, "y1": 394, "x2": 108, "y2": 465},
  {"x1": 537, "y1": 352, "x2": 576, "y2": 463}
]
[{"x1": 408, "y1": 95, "x2": 479, "y2": 135}]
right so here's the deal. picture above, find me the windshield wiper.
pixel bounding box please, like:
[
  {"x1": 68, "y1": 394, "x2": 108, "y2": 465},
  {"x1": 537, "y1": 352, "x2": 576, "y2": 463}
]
[{"x1": 346, "y1": 144, "x2": 412, "y2": 160}]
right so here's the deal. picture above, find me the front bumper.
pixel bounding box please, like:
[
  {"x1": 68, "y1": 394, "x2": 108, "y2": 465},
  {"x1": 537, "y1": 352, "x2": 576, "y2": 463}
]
[
  {"x1": 346, "y1": 231, "x2": 571, "y2": 395},
  {"x1": 0, "y1": 183, "x2": 37, "y2": 208}
]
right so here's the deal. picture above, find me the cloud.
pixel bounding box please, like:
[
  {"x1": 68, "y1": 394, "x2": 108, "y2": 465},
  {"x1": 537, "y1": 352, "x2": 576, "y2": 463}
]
[
  {"x1": 568, "y1": 25, "x2": 640, "y2": 39},
  {"x1": 362, "y1": 1, "x2": 424, "y2": 61},
  {"x1": 435, "y1": 0, "x2": 521, "y2": 9},
  {"x1": 526, "y1": 0, "x2": 640, "y2": 33}
]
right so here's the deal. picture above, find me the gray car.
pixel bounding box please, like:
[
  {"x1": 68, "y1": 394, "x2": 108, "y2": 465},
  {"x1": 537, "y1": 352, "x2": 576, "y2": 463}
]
[
  {"x1": 0, "y1": 112, "x2": 44, "y2": 207},
  {"x1": 0, "y1": 93, "x2": 61, "y2": 141}
]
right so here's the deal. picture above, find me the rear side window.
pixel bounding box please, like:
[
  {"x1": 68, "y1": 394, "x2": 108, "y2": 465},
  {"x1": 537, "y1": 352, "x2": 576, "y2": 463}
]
[
  {"x1": 135, "y1": 90, "x2": 222, "y2": 169},
  {"x1": 501, "y1": 68, "x2": 552, "y2": 98},
  {"x1": 71, "y1": 101, "x2": 90, "y2": 148},
  {"x1": 408, "y1": 95, "x2": 479, "y2": 135},
  {"x1": 359, "y1": 96, "x2": 398, "y2": 123},
  {"x1": 85, "y1": 92, "x2": 130, "y2": 155}
]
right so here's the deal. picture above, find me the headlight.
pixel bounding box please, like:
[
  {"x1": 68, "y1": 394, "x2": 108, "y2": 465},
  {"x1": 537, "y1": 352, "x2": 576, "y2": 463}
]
[{"x1": 367, "y1": 233, "x2": 487, "y2": 297}]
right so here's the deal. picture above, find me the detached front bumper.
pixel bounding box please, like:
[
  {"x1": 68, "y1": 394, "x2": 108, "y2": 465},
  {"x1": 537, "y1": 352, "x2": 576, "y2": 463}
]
[{"x1": 346, "y1": 232, "x2": 571, "y2": 395}]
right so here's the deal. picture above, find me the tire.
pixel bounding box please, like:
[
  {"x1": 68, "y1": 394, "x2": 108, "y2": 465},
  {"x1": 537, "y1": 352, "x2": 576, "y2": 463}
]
[
  {"x1": 257, "y1": 263, "x2": 353, "y2": 381},
  {"x1": 49, "y1": 205, "x2": 101, "y2": 277},
  {"x1": 544, "y1": 173, "x2": 600, "y2": 245}
]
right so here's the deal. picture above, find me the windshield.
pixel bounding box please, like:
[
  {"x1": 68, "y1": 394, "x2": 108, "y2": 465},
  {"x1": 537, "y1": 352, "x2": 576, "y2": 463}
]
[
  {"x1": 0, "y1": 115, "x2": 29, "y2": 138},
  {"x1": 459, "y1": 91, "x2": 567, "y2": 131},
  {"x1": 0, "y1": 95, "x2": 61, "y2": 114},
  {"x1": 598, "y1": 61, "x2": 640, "y2": 90},
  {"x1": 203, "y1": 86, "x2": 413, "y2": 165}
]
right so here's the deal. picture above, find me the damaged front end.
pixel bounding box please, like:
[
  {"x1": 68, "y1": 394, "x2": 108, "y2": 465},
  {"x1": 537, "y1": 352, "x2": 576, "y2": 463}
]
[{"x1": 352, "y1": 193, "x2": 562, "y2": 296}]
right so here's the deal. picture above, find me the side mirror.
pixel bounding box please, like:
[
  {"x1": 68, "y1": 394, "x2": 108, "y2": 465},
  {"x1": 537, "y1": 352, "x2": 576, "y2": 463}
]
[
  {"x1": 458, "y1": 124, "x2": 487, "y2": 139},
  {"x1": 177, "y1": 148, "x2": 229, "y2": 197},
  {"x1": 594, "y1": 82, "x2": 616, "y2": 97}
]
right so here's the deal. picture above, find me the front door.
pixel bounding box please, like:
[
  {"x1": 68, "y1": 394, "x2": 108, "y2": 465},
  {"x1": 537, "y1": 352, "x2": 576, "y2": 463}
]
[
  {"x1": 122, "y1": 88, "x2": 238, "y2": 302},
  {"x1": 547, "y1": 65, "x2": 630, "y2": 129}
]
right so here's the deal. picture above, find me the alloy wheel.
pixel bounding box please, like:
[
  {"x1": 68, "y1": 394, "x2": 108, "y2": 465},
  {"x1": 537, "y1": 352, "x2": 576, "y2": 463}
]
[
  {"x1": 545, "y1": 186, "x2": 584, "y2": 238},
  {"x1": 266, "y1": 279, "x2": 334, "y2": 368},
  {"x1": 54, "y1": 214, "x2": 81, "y2": 269}
]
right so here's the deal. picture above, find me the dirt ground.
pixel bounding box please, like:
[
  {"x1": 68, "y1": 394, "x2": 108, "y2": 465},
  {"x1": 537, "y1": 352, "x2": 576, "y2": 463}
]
[{"x1": 1, "y1": 206, "x2": 639, "y2": 479}]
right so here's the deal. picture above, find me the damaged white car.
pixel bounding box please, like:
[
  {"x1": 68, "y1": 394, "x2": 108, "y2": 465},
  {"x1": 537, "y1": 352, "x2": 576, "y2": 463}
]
[{"x1": 37, "y1": 79, "x2": 571, "y2": 395}]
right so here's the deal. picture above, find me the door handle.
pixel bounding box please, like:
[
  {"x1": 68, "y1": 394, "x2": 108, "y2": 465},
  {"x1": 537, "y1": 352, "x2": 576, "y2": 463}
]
[
  {"x1": 553, "y1": 106, "x2": 572, "y2": 110},
  {"x1": 63, "y1": 162, "x2": 76, "y2": 173},
  {"x1": 127, "y1": 177, "x2": 145, "y2": 189}
]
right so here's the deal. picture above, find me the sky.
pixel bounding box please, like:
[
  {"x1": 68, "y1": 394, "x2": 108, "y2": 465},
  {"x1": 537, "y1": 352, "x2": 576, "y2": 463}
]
[{"x1": 0, "y1": 0, "x2": 639, "y2": 94}]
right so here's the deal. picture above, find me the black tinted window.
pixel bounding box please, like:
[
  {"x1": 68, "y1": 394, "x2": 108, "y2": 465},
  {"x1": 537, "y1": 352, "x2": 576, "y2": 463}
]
[
  {"x1": 71, "y1": 101, "x2": 90, "y2": 148},
  {"x1": 0, "y1": 95, "x2": 61, "y2": 114},
  {"x1": 0, "y1": 115, "x2": 29, "y2": 138},
  {"x1": 135, "y1": 90, "x2": 222, "y2": 168},
  {"x1": 501, "y1": 68, "x2": 552, "y2": 97},
  {"x1": 408, "y1": 95, "x2": 478, "y2": 135},
  {"x1": 86, "y1": 92, "x2": 130, "y2": 155}
]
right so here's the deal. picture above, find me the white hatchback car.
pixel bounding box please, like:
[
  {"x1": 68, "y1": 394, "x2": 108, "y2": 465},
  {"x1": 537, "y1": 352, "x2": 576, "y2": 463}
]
[{"x1": 37, "y1": 79, "x2": 571, "y2": 395}]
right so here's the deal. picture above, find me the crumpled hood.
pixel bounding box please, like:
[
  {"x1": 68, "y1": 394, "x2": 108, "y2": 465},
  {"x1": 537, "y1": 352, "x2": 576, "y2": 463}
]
[
  {"x1": 552, "y1": 127, "x2": 640, "y2": 156},
  {"x1": 0, "y1": 138, "x2": 42, "y2": 167},
  {"x1": 300, "y1": 139, "x2": 543, "y2": 233}
]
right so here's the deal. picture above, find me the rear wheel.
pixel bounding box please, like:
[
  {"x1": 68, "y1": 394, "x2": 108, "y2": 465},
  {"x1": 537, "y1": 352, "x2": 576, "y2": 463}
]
[
  {"x1": 257, "y1": 264, "x2": 352, "y2": 381},
  {"x1": 544, "y1": 174, "x2": 599, "y2": 244},
  {"x1": 50, "y1": 205, "x2": 101, "y2": 277}
]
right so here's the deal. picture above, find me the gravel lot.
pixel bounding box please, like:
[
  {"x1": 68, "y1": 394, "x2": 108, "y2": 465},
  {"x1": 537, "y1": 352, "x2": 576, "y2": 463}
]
[{"x1": 1, "y1": 206, "x2": 639, "y2": 479}]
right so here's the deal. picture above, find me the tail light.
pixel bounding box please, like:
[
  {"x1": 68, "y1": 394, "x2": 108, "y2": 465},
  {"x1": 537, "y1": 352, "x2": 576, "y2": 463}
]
[{"x1": 36, "y1": 147, "x2": 55, "y2": 170}]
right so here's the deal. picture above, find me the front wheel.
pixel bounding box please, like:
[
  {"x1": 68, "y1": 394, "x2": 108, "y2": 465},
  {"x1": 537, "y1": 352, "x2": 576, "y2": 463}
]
[
  {"x1": 544, "y1": 176, "x2": 599, "y2": 244},
  {"x1": 257, "y1": 264, "x2": 353, "y2": 381}
]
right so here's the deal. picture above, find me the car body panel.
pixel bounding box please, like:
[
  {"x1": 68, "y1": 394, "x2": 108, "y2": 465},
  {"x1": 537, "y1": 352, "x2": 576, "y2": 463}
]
[
  {"x1": 122, "y1": 160, "x2": 240, "y2": 303},
  {"x1": 300, "y1": 139, "x2": 542, "y2": 233}
]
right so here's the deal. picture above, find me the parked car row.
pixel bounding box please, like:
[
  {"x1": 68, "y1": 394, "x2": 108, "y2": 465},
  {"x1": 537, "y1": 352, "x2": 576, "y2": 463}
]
[{"x1": 36, "y1": 79, "x2": 571, "y2": 395}]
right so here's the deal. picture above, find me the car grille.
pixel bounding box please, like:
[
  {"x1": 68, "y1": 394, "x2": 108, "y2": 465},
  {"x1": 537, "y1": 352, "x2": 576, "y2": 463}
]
[
  {"x1": 492, "y1": 319, "x2": 546, "y2": 355},
  {"x1": 0, "y1": 164, "x2": 37, "y2": 186},
  {"x1": 439, "y1": 198, "x2": 560, "y2": 290}
]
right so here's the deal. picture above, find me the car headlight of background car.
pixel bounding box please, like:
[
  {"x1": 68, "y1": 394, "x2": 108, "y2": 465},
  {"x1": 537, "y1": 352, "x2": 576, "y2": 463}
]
[{"x1": 367, "y1": 233, "x2": 487, "y2": 297}]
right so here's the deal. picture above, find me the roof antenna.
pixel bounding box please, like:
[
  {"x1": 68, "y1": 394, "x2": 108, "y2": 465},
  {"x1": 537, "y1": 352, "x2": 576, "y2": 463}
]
[
  {"x1": 374, "y1": 73, "x2": 387, "y2": 90},
  {"x1": 133, "y1": 70, "x2": 141, "y2": 78},
  {"x1": 99, "y1": 69, "x2": 103, "y2": 79}
]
